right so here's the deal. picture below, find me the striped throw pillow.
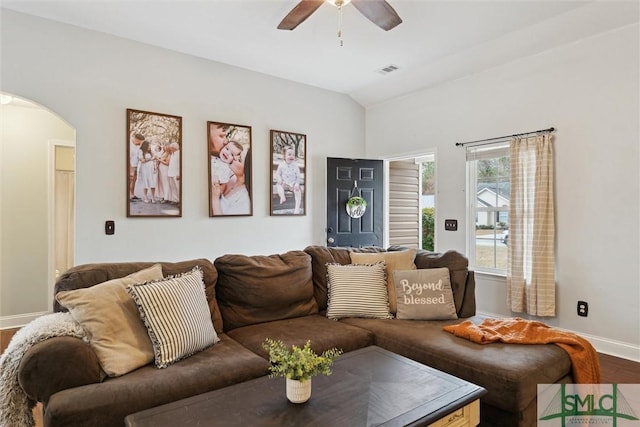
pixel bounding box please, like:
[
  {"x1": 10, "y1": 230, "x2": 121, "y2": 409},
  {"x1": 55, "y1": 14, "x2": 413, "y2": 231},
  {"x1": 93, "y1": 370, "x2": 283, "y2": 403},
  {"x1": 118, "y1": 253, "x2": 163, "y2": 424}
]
[
  {"x1": 326, "y1": 262, "x2": 392, "y2": 320},
  {"x1": 127, "y1": 266, "x2": 219, "y2": 368}
]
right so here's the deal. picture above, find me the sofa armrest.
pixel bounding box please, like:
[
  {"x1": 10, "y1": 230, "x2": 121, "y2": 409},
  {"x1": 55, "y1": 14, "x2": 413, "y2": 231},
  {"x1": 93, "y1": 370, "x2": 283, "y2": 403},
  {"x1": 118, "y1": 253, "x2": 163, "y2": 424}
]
[{"x1": 18, "y1": 336, "x2": 104, "y2": 404}]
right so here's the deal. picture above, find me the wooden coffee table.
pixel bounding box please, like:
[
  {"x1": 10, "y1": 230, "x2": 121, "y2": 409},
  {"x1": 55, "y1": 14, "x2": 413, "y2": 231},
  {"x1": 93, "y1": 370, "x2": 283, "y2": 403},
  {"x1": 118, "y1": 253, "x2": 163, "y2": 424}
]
[{"x1": 125, "y1": 346, "x2": 486, "y2": 427}]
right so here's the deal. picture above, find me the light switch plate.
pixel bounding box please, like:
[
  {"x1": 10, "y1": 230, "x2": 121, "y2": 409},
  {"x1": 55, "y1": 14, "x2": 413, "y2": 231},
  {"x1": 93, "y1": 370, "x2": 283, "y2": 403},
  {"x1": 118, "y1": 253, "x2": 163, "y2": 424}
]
[
  {"x1": 444, "y1": 219, "x2": 458, "y2": 231},
  {"x1": 105, "y1": 220, "x2": 115, "y2": 235}
]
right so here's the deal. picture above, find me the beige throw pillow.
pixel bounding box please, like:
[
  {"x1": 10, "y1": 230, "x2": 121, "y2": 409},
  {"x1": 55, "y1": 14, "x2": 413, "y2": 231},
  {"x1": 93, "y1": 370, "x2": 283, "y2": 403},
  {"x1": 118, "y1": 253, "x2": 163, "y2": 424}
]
[
  {"x1": 350, "y1": 249, "x2": 417, "y2": 314},
  {"x1": 393, "y1": 268, "x2": 458, "y2": 320},
  {"x1": 56, "y1": 264, "x2": 163, "y2": 377}
]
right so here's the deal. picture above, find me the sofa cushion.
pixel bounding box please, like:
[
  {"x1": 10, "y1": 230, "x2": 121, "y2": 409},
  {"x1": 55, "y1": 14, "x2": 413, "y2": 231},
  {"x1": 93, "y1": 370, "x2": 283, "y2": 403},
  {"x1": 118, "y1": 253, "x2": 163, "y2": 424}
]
[
  {"x1": 214, "y1": 251, "x2": 318, "y2": 331},
  {"x1": 227, "y1": 314, "x2": 374, "y2": 359},
  {"x1": 127, "y1": 267, "x2": 219, "y2": 368},
  {"x1": 326, "y1": 263, "x2": 392, "y2": 320},
  {"x1": 55, "y1": 264, "x2": 163, "y2": 377},
  {"x1": 340, "y1": 316, "x2": 571, "y2": 414},
  {"x1": 304, "y1": 245, "x2": 386, "y2": 311},
  {"x1": 43, "y1": 334, "x2": 270, "y2": 427},
  {"x1": 54, "y1": 259, "x2": 224, "y2": 333},
  {"x1": 393, "y1": 268, "x2": 458, "y2": 320},
  {"x1": 350, "y1": 249, "x2": 416, "y2": 314}
]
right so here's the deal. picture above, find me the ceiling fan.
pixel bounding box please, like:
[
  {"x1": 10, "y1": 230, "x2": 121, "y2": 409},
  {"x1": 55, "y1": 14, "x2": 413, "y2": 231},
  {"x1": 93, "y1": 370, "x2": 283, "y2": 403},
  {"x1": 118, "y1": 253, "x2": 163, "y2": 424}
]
[{"x1": 278, "y1": 0, "x2": 402, "y2": 32}]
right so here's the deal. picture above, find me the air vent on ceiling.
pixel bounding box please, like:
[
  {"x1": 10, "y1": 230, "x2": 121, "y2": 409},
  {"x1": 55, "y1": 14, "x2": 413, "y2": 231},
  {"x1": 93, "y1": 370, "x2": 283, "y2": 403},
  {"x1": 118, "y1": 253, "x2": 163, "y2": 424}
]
[{"x1": 378, "y1": 64, "x2": 400, "y2": 75}]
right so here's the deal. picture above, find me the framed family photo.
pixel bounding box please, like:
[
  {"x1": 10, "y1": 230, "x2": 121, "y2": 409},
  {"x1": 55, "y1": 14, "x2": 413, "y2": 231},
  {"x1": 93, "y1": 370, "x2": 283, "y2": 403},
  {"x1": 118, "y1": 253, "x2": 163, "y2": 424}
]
[
  {"x1": 127, "y1": 109, "x2": 182, "y2": 217},
  {"x1": 270, "y1": 130, "x2": 306, "y2": 216},
  {"x1": 208, "y1": 121, "x2": 253, "y2": 217}
]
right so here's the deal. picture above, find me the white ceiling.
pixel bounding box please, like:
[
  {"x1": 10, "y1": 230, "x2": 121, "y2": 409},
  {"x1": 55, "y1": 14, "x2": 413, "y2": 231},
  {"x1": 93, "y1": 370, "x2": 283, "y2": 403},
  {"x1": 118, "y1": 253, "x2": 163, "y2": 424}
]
[{"x1": 1, "y1": 0, "x2": 638, "y2": 107}]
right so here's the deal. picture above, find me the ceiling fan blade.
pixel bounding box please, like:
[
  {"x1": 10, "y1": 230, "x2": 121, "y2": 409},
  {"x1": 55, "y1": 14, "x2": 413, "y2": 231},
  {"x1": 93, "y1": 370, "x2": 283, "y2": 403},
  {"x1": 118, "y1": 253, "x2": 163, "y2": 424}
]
[
  {"x1": 277, "y1": 0, "x2": 325, "y2": 30},
  {"x1": 351, "y1": 0, "x2": 402, "y2": 31}
]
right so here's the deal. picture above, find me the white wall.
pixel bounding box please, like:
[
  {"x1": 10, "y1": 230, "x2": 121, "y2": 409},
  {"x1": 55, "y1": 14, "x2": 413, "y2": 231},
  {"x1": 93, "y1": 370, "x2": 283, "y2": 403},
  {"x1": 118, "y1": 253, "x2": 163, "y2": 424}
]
[
  {"x1": 0, "y1": 105, "x2": 75, "y2": 318},
  {"x1": 366, "y1": 24, "x2": 640, "y2": 358},
  {"x1": 0, "y1": 10, "x2": 365, "y2": 318}
]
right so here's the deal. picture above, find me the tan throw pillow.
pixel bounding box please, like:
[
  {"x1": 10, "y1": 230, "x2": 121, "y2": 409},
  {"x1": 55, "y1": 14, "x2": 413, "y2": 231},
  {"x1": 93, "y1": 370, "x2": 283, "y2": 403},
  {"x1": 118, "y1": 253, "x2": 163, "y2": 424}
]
[
  {"x1": 326, "y1": 262, "x2": 392, "y2": 320},
  {"x1": 350, "y1": 249, "x2": 417, "y2": 314},
  {"x1": 127, "y1": 267, "x2": 219, "y2": 368},
  {"x1": 393, "y1": 268, "x2": 458, "y2": 320},
  {"x1": 56, "y1": 264, "x2": 163, "y2": 377}
]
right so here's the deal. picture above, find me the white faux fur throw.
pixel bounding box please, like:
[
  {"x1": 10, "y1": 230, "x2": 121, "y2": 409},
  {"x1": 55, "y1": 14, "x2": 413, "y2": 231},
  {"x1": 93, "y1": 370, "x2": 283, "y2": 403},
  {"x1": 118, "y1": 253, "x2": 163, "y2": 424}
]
[{"x1": 0, "y1": 312, "x2": 87, "y2": 427}]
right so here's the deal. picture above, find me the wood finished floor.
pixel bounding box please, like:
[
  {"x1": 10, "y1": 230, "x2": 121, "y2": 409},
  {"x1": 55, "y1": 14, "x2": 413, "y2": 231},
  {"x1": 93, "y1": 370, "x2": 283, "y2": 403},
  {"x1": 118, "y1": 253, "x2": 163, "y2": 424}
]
[{"x1": 2, "y1": 327, "x2": 639, "y2": 427}]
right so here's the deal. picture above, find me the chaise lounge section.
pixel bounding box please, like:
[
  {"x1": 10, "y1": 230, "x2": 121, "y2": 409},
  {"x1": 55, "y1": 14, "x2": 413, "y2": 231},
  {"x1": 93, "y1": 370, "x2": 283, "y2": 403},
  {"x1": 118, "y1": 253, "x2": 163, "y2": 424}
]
[{"x1": 14, "y1": 247, "x2": 573, "y2": 427}]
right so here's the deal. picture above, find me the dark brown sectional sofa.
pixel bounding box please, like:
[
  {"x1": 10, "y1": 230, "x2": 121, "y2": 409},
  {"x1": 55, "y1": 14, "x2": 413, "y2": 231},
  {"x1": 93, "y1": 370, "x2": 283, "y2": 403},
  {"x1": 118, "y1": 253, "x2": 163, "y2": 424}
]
[{"x1": 17, "y1": 246, "x2": 572, "y2": 427}]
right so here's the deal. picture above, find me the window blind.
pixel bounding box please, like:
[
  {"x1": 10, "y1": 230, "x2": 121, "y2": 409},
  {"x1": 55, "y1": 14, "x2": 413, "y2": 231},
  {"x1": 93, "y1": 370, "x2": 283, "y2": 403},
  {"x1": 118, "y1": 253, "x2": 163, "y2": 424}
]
[
  {"x1": 465, "y1": 142, "x2": 510, "y2": 161},
  {"x1": 388, "y1": 159, "x2": 420, "y2": 248}
]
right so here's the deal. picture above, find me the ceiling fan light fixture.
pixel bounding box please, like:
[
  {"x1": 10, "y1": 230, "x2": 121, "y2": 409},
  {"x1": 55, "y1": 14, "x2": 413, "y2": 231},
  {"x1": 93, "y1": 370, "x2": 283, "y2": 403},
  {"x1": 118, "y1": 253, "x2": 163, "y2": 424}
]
[
  {"x1": 326, "y1": 0, "x2": 352, "y2": 7},
  {"x1": 278, "y1": 0, "x2": 402, "y2": 32}
]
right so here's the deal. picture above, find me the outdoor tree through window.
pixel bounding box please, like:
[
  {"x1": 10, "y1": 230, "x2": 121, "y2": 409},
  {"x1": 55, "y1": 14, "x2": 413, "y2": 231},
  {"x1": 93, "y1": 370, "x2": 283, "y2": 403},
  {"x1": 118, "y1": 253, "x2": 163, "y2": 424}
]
[{"x1": 421, "y1": 159, "x2": 435, "y2": 251}]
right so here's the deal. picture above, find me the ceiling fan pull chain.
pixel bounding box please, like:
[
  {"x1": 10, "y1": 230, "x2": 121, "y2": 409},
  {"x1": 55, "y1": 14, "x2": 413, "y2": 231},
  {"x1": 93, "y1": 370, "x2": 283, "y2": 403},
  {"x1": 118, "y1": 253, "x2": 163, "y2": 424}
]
[{"x1": 338, "y1": 4, "x2": 344, "y2": 46}]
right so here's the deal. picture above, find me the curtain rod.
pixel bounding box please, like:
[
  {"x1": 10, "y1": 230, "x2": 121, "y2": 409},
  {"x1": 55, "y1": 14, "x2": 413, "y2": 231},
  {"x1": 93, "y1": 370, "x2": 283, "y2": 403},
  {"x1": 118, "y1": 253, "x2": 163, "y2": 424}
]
[{"x1": 455, "y1": 127, "x2": 555, "y2": 147}]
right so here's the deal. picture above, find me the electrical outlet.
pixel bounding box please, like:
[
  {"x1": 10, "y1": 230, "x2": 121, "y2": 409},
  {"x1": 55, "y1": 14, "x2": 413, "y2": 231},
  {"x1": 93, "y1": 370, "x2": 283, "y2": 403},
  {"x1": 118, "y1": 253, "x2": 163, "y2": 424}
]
[
  {"x1": 444, "y1": 219, "x2": 458, "y2": 231},
  {"x1": 577, "y1": 301, "x2": 588, "y2": 317}
]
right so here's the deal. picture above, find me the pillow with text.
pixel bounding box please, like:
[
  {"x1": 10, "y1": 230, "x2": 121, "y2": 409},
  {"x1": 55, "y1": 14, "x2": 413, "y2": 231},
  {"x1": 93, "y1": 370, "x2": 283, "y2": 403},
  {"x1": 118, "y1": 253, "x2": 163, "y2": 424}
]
[{"x1": 393, "y1": 268, "x2": 457, "y2": 320}]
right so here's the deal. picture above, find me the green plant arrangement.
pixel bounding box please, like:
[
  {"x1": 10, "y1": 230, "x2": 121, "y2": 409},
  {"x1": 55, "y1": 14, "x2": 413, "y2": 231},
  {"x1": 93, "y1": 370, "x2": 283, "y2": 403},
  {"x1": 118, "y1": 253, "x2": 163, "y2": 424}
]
[{"x1": 262, "y1": 338, "x2": 343, "y2": 381}]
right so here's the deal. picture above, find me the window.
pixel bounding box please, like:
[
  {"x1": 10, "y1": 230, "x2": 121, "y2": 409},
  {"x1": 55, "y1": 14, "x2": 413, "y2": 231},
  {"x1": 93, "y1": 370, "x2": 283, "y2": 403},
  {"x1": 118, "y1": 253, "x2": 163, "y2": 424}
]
[{"x1": 466, "y1": 144, "x2": 510, "y2": 274}]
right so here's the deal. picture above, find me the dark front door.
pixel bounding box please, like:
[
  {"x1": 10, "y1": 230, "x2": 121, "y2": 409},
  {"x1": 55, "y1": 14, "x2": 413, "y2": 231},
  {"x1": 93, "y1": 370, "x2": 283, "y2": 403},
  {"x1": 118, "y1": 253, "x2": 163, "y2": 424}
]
[{"x1": 326, "y1": 157, "x2": 384, "y2": 247}]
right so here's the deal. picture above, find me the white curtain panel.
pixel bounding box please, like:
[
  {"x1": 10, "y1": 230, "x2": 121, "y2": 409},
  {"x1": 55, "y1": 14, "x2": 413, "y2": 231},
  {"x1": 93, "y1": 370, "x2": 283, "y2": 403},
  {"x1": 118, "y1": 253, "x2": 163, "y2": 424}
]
[{"x1": 507, "y1": 134, "x2": 555, "y2": 316}]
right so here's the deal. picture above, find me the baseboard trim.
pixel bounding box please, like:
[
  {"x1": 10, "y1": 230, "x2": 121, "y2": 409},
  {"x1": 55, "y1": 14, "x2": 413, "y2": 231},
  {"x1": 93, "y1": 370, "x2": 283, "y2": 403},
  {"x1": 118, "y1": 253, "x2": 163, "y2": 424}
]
[
  {"x1": 579, "y1": 333, "x2": 640, "y2": 362},
  {"x1": 0, "y1": 311, "x2": 49, "y2": 330},
  {"x1": 477, "y1": 311, "x2": 640, "y2": 362}
]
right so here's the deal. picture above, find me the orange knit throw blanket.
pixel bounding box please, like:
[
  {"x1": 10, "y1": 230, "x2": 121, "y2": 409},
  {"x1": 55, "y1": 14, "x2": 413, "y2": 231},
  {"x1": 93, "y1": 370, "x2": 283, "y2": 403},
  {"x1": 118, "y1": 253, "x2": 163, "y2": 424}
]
[{"x1": 443, "y1": 317, "x2": 601, "y2": 384}]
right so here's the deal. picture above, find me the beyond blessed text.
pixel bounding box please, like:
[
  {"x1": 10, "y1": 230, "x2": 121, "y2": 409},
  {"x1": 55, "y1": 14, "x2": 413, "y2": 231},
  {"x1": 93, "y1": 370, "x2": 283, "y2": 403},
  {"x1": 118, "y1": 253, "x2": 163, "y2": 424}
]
[{"x1": 400, "y1": 278, "x2": 446, "y2": 305}]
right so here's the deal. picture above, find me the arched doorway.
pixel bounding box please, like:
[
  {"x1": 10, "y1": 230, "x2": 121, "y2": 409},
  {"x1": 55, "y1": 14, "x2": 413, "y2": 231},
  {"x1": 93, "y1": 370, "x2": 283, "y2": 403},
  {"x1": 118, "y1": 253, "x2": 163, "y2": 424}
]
[{"x1": 0, "y1": 93, "x2": 76, "y2": 322}]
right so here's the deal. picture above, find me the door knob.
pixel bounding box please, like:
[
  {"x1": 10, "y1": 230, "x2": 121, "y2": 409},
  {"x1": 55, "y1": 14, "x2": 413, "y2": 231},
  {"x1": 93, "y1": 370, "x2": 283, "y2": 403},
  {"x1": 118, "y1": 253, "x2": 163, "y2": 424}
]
[{"x1": 327, "y1": 237, "x2": 335, "y2": 244}]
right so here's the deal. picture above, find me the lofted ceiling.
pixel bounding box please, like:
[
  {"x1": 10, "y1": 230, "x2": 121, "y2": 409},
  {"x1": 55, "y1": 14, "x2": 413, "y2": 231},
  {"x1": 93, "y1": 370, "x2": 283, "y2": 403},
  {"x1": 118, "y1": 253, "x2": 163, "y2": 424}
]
[{"x1": 1, "y1": 1, "x2": 637, "y2": 107}]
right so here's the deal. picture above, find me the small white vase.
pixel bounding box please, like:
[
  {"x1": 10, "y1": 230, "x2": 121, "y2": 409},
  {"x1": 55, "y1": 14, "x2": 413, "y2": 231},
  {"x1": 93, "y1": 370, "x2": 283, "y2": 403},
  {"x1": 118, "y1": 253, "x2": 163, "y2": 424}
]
[{"x1": 286, "y1": 378, "x2": 312, "y2": 403}]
